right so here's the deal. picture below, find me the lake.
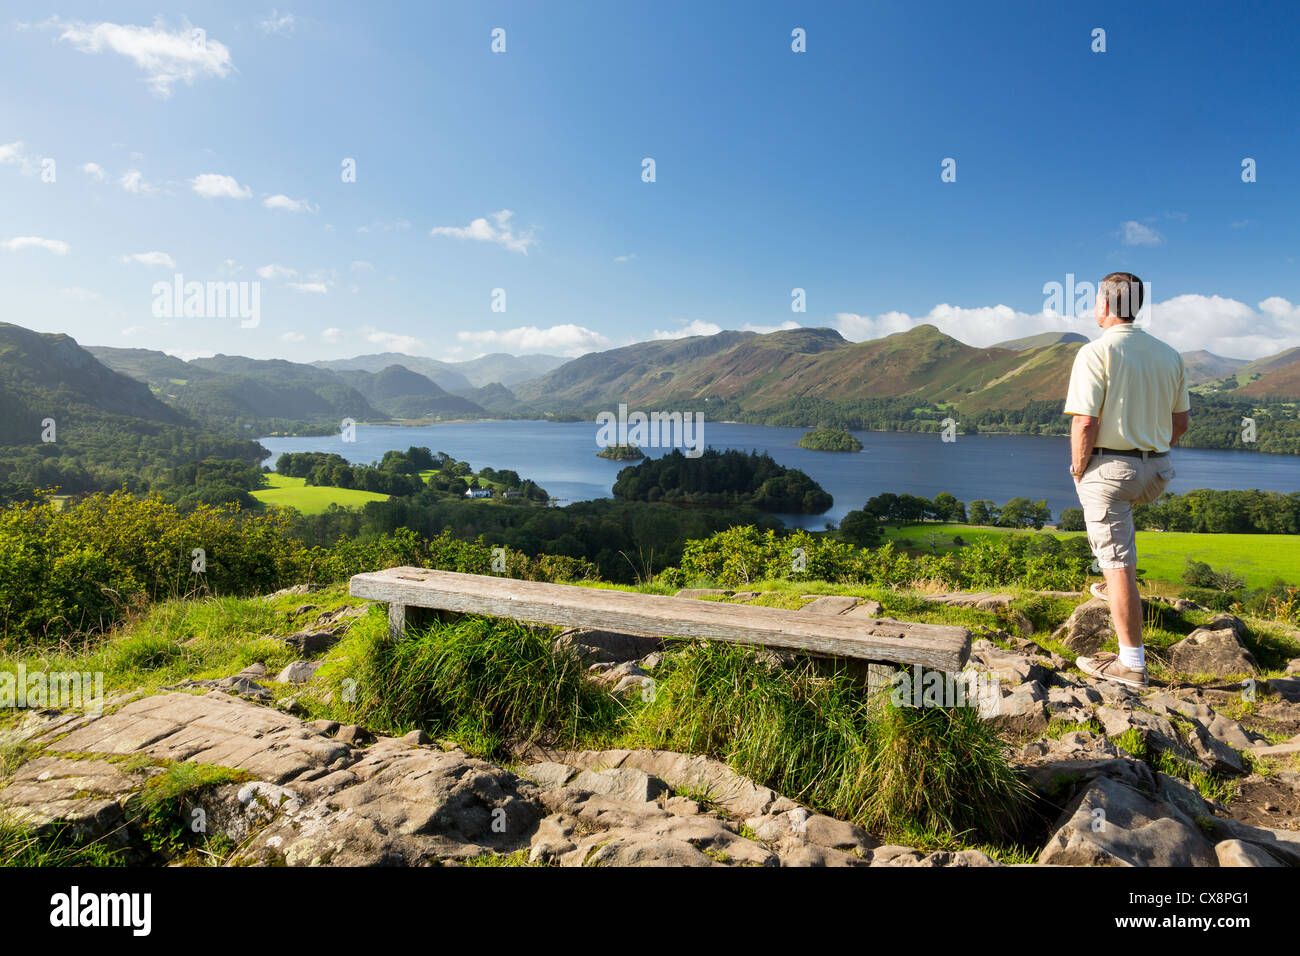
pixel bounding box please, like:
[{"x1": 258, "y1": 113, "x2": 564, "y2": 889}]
[{"x1": 258, "y1": 421, "x2": 1300, "y2": 530}]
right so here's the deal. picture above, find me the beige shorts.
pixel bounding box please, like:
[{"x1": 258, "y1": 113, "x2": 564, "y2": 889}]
[{"x1": 1075, "y1": 452, "x2": 1176, "y2": 569}]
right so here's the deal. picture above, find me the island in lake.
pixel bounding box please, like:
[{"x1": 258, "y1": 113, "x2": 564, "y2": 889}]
[
  {"x1": 597, "y1": 443, "x2": 645, "y2": 461},
  {"x1": 797, "y1": 428, "x2": 863, "y2": 452}
]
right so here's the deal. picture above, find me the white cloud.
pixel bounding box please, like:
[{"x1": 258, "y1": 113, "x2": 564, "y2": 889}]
[
  {"x1": 163, "y1": 347, "x2": 216, "y2": 361},
  {"x1": 256, "y1": 263, "x2": 297, "y2": 280},
  {"x1": 652, "y1": 319, "x2": 801, "y2": 340},
  {"x1": 121, "y1": 251, "x2": 175, "y2": 268},
  {"x1": 1154, "y1": 294, "x2": 1300, "y2": 357},
  {"x1": 190, "y1": 173, "x2": 252, "y2": 199},
  {"x1": 280, "y1": 331, "x2": 305, "y2": 342},
  {"x1": 258, "y1": 10, "x2": 296, "y2": 35},
  {"x1": 288, "y1": 282, "x2": 328, "y2": 294},
  {"x1": 1121, "y1": 220, "x2": 1164, "y2": 246},
  {"x1": 52, "y1": 18, "x2": 234, "y2": 98},
  {"x1": 834, "y1": 304, "x2": 1057, "y2": 348},
  {"x1": 2, "y1": 236, "x2": 69, "y2": 255},
  {"x1": 430, "y1": 209, "x2": 537, "y2": 254},
  {"x1": 829, "y1": 294, "x2": 1300, "y2": 360},
  {"x1": 362, "y1": 326, "x2": 426, "y2": 354},
  {"x1": 0, "y1": 141, "x2": 41, "y2": 175},
  {"x1": 456, "y1": 323, "x2": 609, "y2": 357},
  {"x1": 61, "y1": 286, "x2": 99, "y2": 300},
  {"x1": 614, "y1": 253, "x2": 636, "y2": 262},
  {"x1": 118, "y1": 168, "x2": 158, "y2": 194},
  {"x1": 263, "y1": 193, "x2": 317, "y2": 213},
  {"x1": 120, "y1": 325, "x2": 147, "y2": 336},
  {"x1": 321, "y1": 327, "x2": 342, "y2": 344},
  {"x1": 81, "y1": 162, "x2": 107, "y2": 181},
  {"x1": 349, "y1": 260, "x2": 373, "y2": 271},
  {"x1": 652, "y1": 320, "x2": 723, "y2": 340}
]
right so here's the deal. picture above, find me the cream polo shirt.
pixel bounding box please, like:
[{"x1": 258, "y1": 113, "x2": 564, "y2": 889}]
[{"x1": 1063, "y1": 324, "x2": 1190, "y2": 453}]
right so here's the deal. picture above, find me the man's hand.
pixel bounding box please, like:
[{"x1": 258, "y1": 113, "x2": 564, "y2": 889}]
[
  {"x1": 1070, "y1": 414, "x2": 1099, "y2": 480},
  {"x1": 1171, "y1": 410, "x2": 1190, "y2": 445}
]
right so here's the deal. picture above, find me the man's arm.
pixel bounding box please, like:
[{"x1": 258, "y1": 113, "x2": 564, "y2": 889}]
[
  {"x1": 1070, "y1": 414, "x2": 1100, "y2": 482},
  {"x1": 1171, "y1": 410, "x2": 1190, "y2": 445}
]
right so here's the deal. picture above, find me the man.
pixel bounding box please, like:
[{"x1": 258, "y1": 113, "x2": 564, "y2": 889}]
[{"x1": 1063, "y1": 272, "x2": 1190, "y2": 688}]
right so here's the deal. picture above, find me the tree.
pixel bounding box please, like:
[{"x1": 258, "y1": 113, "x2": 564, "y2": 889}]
[
  {"x1": 838, "y1": 508, "x2": 883, "y2": 547},
  {"x1": 932, "y1": 492, "x2": 965, "y2": 523},
  {"x1": 1058, "y1": 507, "x2": 1086, "y2": 531}
]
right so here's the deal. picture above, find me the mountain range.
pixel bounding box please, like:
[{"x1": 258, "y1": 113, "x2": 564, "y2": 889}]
[{"x1": 4, "y1": 321, "x2": 1298, "y2": 452}]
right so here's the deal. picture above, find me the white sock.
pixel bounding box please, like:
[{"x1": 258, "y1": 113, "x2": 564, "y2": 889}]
[{"x1": 1118, "y1": 644, "x2": 1146, "y2": 671}]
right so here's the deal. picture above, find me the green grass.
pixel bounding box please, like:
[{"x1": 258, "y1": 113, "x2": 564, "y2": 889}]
[
  {"x1": 883, "y1": 523, "x2": 1300, "y2": 590},
  {"x1": 626, "y1": 643, "x2": 1032, "y2": 845},
  {"x1": 316, "y1": 613, "x2": 625, "y2": 756},
  {"x1": 0, "y1": 595, "x2": 307, "y2": 698},
  {"x1": 252, "y1": 474, "x2": 390, "y2": 515}
]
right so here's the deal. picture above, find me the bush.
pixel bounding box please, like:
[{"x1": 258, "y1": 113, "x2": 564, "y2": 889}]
[{"x1": 1181, "y1": 559, "x2": 1245, "y2": 593}]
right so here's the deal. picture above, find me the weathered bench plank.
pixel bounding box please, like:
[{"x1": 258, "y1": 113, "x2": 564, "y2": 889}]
[{"x1": 349, "y1": 567, "x2": 970, "y2": 672}]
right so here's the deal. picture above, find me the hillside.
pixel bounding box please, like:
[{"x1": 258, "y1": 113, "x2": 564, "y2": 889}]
[
  {"x1": 2, "y1": 325, "x2": 191, "y2": 444},
  {"x1": 313, "y1": 351, "x2": 564, "y2": 392},
  {"x1": 89, "y1": 348, "x2": 386, "y2": 427},
  {"x1": 992, "y1": 331, "x2": 1090, "y2": 350},
  {"x1": 1182, "y1": 349, "x2": 1249, "y2": 386},
  {"x1": 1234, "y1": 347, "x2": 1300, "y2": 399},
  {"x1": 331, "y1": 365, "x2": 489, "y2": 419},
  {"x1": 0, "y1": 325, "x2": 263, "y2": 491},
  {"x1": 516, "y1": 324, "x2": 1084, "y2": 417}
]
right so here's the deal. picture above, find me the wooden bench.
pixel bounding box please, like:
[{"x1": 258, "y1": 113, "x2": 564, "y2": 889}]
[{"x1": 349, "y1": 567, "x2": 971, "y2": 673}]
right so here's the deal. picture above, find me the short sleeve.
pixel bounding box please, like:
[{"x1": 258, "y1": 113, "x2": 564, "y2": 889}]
[
  {"x1": 1173, "y1": 357, "x2": 1191, "y2": 414},
  {"x1": 1064, "y1": 346, "x2": 1105, "y2": 417}
]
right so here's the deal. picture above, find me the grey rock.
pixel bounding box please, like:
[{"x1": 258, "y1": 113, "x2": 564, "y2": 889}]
[
  {"x1": 519, "y1": 761, "x2": 577, "y2": 790},
  {"x1": 1167, "y1": 627, "x2": 1259, "y2": 678},
  {"x1": 279, "y1": 628, "x2": 344, "y2": 655},
  {"x1": 571, "y1": 767, "x2": 669, "y2": 804},
  {"x1": 1039, "y1": 775, "x2": 1218, "y2": 867},
  {"x1": 276, "y1": 660, "x2": 322, "y2": 684},
  {"x1": 1215, "y1": 839, "x2": 1286, "y2": 867},
  {"x1": 335, "y1": 724, "x2": 373, "y2": 746},
  {"x1": 1051, "y1": 598, "x2": 1115, "y2": 657},
  {"x1": 779, "y1": 844, "x2": 870, "y2": 867},
  {"x1": 553, "y1": 628, "x2": 663, "y2": 665},
  {"x1": 920, "y1": 592, "x2": 1015, "y2": 610},
  {"x1": 798, "y1": 595, "x2": 861, "y2": 615},
  {"x1": 1209, "y1": 817, "x2": 1300, "y2": 866},
  {"x1": 1266, "y1": 677, "x2": 1300, "y2": 703}
]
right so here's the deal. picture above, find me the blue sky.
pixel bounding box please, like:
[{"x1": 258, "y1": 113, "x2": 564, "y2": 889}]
[{"x1": 2, "y1": 0, "x2": 1298, "y2": 363}]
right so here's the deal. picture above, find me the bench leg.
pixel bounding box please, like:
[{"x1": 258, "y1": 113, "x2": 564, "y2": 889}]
[
  {"x1": 866, "y1": 663, "x2": 897, "y2": 697},
  {"x1": 388, "y1": 604, "x2": 458, "y2": 641},
  {"x1": 388, "y1": 603, "x2": 408, "y2": 641}
]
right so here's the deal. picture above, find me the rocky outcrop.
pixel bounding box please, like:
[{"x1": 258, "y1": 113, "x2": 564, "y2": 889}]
[
  {"x1": 1167, "y1": 620, "x2": 1259, "y2": 678},
  {"x1": 3, "y1": 590, "x2": 1297, "y2": 869}
]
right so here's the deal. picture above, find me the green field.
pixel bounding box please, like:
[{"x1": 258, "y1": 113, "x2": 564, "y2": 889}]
[
  {"x1": 883, "y1": 523, "x2": 1300, "y2": 590},
  {"x1": 252, "y1": 474, "x2": 390, "y2": 515}
]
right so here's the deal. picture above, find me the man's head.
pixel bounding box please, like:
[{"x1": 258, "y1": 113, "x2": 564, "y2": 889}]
[{"x1": 1095, "y1": 272, "x2": 1144, "y2": 326}]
